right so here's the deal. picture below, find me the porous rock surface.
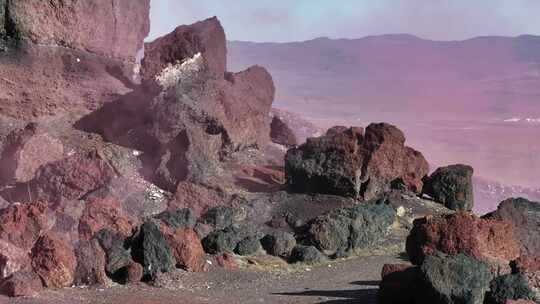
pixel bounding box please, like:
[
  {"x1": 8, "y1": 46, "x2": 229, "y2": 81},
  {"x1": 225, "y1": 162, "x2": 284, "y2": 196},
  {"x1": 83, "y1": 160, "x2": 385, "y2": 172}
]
[
  {"x1": 2, "y1": 0, "x2": 150, "y2": 61},
  {"x1": 406, "y1": 212, "x2": 520, "y2": 266},
  {"x1": 285, "y1": 123, "x2": 429, "y2": 200},
  {"x1": 484, "y1": 198, "x2": 540, "y2": 256},
  {"x1": 423, "y1": 164, "x2": 474, "y2": 211}
]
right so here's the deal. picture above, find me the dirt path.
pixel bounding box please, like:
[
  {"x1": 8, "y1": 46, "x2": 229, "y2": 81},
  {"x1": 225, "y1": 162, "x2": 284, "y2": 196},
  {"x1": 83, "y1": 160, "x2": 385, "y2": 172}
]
[{"x1": 1, "y1": 254, "x2": 405, "y2": 304}]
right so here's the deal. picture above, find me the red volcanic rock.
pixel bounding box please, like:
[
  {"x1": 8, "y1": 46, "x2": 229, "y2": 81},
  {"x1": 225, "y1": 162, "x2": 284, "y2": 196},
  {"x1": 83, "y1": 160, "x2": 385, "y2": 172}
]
[
  {"x1": 270, "y1": 115, "x2": 298, "y2": 147},
  {"x1": 504, "y1": 300, "x2": 536, "y2": 304},
  {"x1": 406, "y1": 212, "x2": 520, "y2": 266},
  {"x1": 31, "y1": 233, "x2": 77, "y2": 288},
  {"x1": 78, "y1": 17, "x2": 275, "y2": 191},
  {"x1": 5, "y1": 0, "x2": 150, "y2": 61},
  {"x1": 0, "y1": 124, "x2": 64, "y2": 185},
  {"x1": 142, "y1": 17, "x2": 226, "y2": 80},
  {"x1": 513, "y1": 256, "x2": 540, "y2": 273},
  {"x1": 215, "y1": 252, "x2": 237, "y2": 270},
  {"x1": 379, "y1": 264, "x2": 419, "y2": 304},
  {"x1": 169, "y1": 182, "x2": 226, "y2": 216},
  {"x1": 164, "y1": 228, "x2": 206, "y2": 272},
  {"x1": 0, "y1": 240, "x2": 29, "y2": 279},
  {"x1": 73, "y1": 239, "x2": 108, "y2": 286},
  {"x1": 285, "y1": 123, "x2": 429, "y2": 199},
  {"x1": 125, "y1": 261, "x2": 144, "y2": 284},
  {"x1": 484, "y1": 198, "x2": 540, "y2": 256},
  {"x1": 30, "y1": 152, "x2": 116, "y2": 202},
  {"x1": 78, "y1": 195, "x2": 135, "y2": 240},
  {"x1": 0, "y1": 201, "x2": 52, "y2": 250},
  {"x1": 0, "y1": 270, "x2": 43, "y2": 297}
]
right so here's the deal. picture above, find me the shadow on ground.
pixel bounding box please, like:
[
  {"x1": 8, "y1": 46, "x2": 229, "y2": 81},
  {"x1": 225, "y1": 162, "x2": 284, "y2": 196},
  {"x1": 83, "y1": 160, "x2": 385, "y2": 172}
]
[{"x1": 274, "y1": 281, "x2": 379, "y2": 304}]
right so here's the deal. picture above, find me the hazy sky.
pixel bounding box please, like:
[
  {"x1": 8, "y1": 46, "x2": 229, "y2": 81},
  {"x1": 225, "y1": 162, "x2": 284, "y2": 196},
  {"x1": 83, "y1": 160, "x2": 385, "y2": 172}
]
[{"x1": 148, "y1": 0, "x2": 540, "y2": 42}]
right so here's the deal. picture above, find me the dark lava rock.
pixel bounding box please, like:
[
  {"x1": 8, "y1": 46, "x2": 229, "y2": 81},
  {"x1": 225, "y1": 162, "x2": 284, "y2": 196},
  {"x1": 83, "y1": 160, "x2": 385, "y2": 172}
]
[
  {"x1": 285, "y1": 123, "x2": 429, "y2": 200},
  {"x1": 304, "y1": 200, "x2": 396, "y2": 256},
  {"x1": 417, "y1": 252, "x2": 493, "y2": 304},
  {"x1": 200, "y1": 206, "x2": 235, "y2": 230},
  {"x1": 155, "y1": 208, "x2": 197, "y2": 230},
  {"x1": 234, "y1": 236, "x2": 261, "y2": 256},
  {"x1": 270, "y1": 115, "x2": 298, "y2": 146},
  {"x1": 290, "y1": 245, "x2": 326, "y2": 264},
  {"x1": 423, "y1": 164, "x2": 474, "y2": 211},
  {"x1": 378, "y1": 264, "x2": 420, "y2": 304},
  {"x1": 484, "y1": 198, "x2": 540, "y2": 256},
  {"x1": 94, "y1": 229, "x2": 133, "y2": 279},
  {"x1": 73, "y1": 239, "x2": 107, "y2": 286},
  {"x1": 406, "y1": 212, "x2": 520, "y2": 266},
  {"x1": 202, "y1": 224, "x2": 258, "y2": 254},
  {"x1": 486, "y1": 274, "x2": 536, "y2": 304},
  {"x1": 3, "y1": 0, "x2": 150, "y2": 61},
  {"x1": 261, "y1": 231, "x2": 297, "y2": 259},
  {"x1": 131, "y1": 222, "x2": 174, "y2": 278}
]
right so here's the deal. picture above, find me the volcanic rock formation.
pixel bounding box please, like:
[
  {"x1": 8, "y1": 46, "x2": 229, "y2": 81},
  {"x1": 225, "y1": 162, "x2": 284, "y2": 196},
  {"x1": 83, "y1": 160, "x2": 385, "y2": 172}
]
[{"x1": 285, "y1": 123, "x2": 429, "y2": 199}]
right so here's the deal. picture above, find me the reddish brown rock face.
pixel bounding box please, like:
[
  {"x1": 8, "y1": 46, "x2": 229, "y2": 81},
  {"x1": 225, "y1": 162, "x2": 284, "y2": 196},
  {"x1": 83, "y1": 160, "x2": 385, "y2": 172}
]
[
  {"x1": 169, "y1": 182, "x2": 226, "y2": 216},
  {"x1": 0, "y1": 124, "x2": 64, "y2": 185},
  {"x1": 0, "y1": 271, "x2": 43, "y2": 297},
  {"x1": 406, "y1": 212, "x2": 521, "y2": 266},
  {"x1": 0, "y1": 201, "x2": 52, "y2": 250},
  {"x1": 78, "y1": 196, "x2": 135, "y2": 240},
  {"x1": 142, "y1": 17, "x2": 226, "y2": 80},
  {"x1": 285, "y1": 123, "x2": 429, "y2": 199},
  {"x1": 31, "y1": 233, "x2": 77, "y2": 288},
  {"x1": 6, "y1": 0, "x2": 150, "y2": 61},
  {"x1": 0, "y1": 240, "x2": 29, "y2": 279},
  {"x1": 124, "y1": 261, "x2": 144, "y2": 284},
  {"x1": 164, "y1": 228, "x2": 206, "y2": 272},
  {"x1": 29, "y1": 154, "x2": 115, "y2": 202}
]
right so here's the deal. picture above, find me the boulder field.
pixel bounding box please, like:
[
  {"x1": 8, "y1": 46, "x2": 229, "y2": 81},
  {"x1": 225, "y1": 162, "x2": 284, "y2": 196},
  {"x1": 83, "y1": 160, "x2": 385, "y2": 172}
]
[{"x1": 0, "y1": 1, "x2": 538, "y2": 303}]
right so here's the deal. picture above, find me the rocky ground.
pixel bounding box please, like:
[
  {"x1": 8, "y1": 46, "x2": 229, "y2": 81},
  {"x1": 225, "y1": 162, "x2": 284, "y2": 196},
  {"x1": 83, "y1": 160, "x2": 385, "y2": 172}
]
[{"x1": 0, "y1": 2, "x2": 539, "y2": 304}]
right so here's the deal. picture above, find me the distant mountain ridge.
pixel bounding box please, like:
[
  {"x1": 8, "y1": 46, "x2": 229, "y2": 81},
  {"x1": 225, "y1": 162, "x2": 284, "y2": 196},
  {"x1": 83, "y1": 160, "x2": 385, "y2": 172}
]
[
  {"x1": 228, "y1": 34, "x2": 540, "y2": 191},
  {"x1": 228, "y1": 34, "x2": 540, "y2": 122}
]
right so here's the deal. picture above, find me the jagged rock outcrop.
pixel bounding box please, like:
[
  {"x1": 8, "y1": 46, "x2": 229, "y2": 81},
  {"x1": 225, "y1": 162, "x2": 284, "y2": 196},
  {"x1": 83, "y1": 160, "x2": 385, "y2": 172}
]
[
  {"x1": 406, "y1": 212, "x2": 520, "y2": 266},
  {"x1": 484, "y1": 198, "x2": 540, "y2": 256},
  {"x1": 423, "y1": 164, "x2": 474, "y2": 211},
  {"x1": 77, "y1": 17, "x2": 275, "y2": 191},
  {"x1": 285, "y1": 123, "x2": 429, "y2": 200},
  {"x1": 0, "y1": 0, "x2": 148, "y2": 120},
  {"x1": 2, "y1": 0, "x2": 150, "y2": 61}
]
